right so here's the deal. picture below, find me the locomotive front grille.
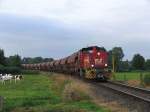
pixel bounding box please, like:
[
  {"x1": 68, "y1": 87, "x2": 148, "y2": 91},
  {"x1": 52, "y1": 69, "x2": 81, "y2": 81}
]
[{"x1": 85, "y1": 69, "x2": 96, "y2": 79}]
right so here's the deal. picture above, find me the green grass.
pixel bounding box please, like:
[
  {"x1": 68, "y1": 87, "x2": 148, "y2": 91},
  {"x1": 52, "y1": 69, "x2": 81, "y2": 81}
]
[
  {"x1": 114, "y1": 72, "x2": 150, "y2": 81},
  {"x1": 0, "y1": 73, "x2": 109, "y2": 112}
]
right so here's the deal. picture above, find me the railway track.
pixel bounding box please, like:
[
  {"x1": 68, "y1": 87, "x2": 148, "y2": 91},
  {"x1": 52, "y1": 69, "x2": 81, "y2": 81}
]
[
  {"x1": 93, "y1": 81, "x2": 150, "y2": 112},
  {"x1": 101, "y1": 81, "x2": 150, "y2": 102}
]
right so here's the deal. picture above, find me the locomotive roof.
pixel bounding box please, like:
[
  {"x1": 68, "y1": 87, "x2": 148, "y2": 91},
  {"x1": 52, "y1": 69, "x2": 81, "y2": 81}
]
[{"x1": 80, "y1": 46, "x2": 106, "y2": 52}]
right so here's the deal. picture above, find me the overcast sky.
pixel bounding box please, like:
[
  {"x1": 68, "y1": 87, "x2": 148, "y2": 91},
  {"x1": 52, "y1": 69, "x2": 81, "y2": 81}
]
[{"x1": 0, "y1": 0, "x2": 150, "y2": 60}]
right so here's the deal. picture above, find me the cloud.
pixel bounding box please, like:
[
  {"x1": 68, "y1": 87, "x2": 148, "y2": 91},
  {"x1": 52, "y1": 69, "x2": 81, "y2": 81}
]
[
  {"x1": 0, "y1": 14, "x2": 91, "y2": 58},
  {"x1": 0, "y1": 0, "x2": 149, "y2": 59},
  {"x1": 0, "y1": 0, "x2": 149, "y2": 24}
]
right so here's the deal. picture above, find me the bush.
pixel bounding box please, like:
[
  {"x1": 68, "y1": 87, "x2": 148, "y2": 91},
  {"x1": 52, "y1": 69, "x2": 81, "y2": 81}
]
[
  {"x1": 0, "y1": 66, "x2": 21, "y2": 74},
  {"x1": 143, "y1": 73, "x2": 150, "y2": 85},
  {"x1": 21, "y1": 70, "x2": 40, "y2": 75}
]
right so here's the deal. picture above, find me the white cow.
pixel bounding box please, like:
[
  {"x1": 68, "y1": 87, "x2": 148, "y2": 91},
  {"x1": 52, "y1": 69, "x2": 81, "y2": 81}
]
[
  {"x1": 0, "y1": 74, "x2": 23, "y2": 84},
  {"x1": 0, "y1": 74, "x2": 13, "y2": 85}
]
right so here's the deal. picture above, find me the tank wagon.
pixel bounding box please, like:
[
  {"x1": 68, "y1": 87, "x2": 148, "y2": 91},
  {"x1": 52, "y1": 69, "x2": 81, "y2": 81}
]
[{"x1": 22, "y1": 46, "x2": 111, "y2": 80}]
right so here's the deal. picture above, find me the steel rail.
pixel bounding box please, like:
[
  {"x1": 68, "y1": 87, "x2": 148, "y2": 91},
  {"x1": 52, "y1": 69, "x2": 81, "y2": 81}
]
[{"x1": 96, "y1": 81, "x2": 150, "y2": 103}]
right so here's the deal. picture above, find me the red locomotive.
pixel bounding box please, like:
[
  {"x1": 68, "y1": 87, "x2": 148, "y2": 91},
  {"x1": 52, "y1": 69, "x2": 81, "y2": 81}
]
[{"x1": 22, "y1": 46, "x2": 111, "y2": 80}]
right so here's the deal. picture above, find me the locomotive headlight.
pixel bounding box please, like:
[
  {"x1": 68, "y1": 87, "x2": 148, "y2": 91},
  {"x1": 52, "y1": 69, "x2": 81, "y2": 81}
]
[
  {"x1": 97, "y1": 52, "x2": 100, "y2": 56},
  {"x1": 105, "y1": 64, "x2": 108, "y2": 67},
  {"x1": 97, "y1": 74, "x2": 101, "y2": 78},
  {"x1": 91, "y1": 64, "x2": 94, "y2": 67}
]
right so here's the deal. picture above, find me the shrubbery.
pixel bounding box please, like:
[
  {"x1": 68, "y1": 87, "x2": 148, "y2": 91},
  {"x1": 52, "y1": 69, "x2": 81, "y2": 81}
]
[
  {"x1": 143, "y1": 73, "x2": 150, "y2": 85},
  {"x1": 21, "y1": 70, "x2": 40, "y2": 74},
  {"x1": 0, "y1": 65, "x2": 21, "y2": 74}
]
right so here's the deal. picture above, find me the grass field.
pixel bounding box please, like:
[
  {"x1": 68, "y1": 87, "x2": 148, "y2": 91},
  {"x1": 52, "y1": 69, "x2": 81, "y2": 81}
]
[
  {"x1": 0, "y1": 73, "x2": 109, "y2": 112},
  {"x1": 114, "y1": 72, "x2": 150, "y2": 81},
  {"x1": 114, "y1": 72, "x2": 142, "y2": 81}
]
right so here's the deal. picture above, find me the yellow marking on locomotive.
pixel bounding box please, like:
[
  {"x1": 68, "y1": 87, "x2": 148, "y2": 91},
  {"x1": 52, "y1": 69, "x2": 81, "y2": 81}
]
[{"x1": 85, "y1": 69, "x2": 96, "y2": 79}]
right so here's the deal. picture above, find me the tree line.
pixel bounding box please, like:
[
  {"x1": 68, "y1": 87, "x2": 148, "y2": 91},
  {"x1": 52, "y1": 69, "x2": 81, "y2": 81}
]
[
  {"x1": 108, "y1": 47, "x2": 150, "y2": 72},
  {"x1": 22, "y1": 57, "x2": 54, "y2": 64},
  {"x1": 0, "y1": 47, "x2": 149, "y2": 73},
  {"x1": 0, "y1": 48, "x2": 22, "y2": 73},
  {"x1": 0, "y1": 49, "x2": 54, "y2": 73}
]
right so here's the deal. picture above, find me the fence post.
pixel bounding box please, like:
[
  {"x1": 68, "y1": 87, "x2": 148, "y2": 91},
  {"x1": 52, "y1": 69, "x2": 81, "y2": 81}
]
[
  {"x1": 140, "y1": 72, "x2": 144, "y2": 87},
  {"x1": 124, "y1": 74, "x2": 127, "y2": 82},
  {"x1": 113, "y1": 72, "x2": 116, "y2": 81},
  {"x1": 0, "y1": 96, "x2": 4, "y2": 111}
]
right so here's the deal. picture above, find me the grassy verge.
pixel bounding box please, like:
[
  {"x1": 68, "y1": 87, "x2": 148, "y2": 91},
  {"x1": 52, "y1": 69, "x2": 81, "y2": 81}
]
[
  {"x1": 114, "y1": 72, "x2": 141, "y2": 81},
  {"x1": 112, "y1": 72, "x2": 150, "y2": 87},
  {"x1": 0, "y1": 73, "x2": 109, "y2": 112},
  {"x1": 113, "y1": 72, "x2": 150, "y2": 81}
]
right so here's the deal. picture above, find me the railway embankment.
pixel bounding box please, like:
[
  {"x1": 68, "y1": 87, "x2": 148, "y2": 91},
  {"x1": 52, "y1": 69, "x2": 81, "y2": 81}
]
[{"x1": 48, "y1": 72, "x2": 130, "y2": 112}]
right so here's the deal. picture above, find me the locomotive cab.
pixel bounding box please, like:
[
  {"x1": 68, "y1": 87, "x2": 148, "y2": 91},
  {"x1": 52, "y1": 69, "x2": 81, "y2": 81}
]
[{"x1": 80, "y1": 46, "x2": 110, "y2": 80}]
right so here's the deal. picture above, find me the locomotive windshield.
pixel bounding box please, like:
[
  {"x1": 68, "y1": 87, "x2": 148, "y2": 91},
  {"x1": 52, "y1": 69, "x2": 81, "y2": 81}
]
[{"x1": 81, "y1": 46, "x2": 106, "y2": 52}]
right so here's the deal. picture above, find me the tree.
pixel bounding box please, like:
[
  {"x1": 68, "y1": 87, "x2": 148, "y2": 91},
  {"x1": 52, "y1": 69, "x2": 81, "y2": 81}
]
[
  {"x1": 108, "y1": 47, "x2": 124, "y2": 72},
  {"x1": 108, "y1": 50, "x2": 113, "y2": 68},
  {"x1": 22, "y1": 57, "x2": 54, "y2": 64},
  {"x1": 22, "y1": 57, "x2": 34, "y2": 64},
  {"x1": 0, "y1": 49, "x2": 5, "y2": 65},
  {"x1": 145, "y1": 59, "x2": 150, "y2": 70},
  {"x1": 43, "y1": 58, "x2": 54, "y2": 62},
  {"x1": 33, "y1": 57, "x2": 43, "y2": 63},
  {"x1": 119, "y1": 60, "x2": 131, "y2": 72},
  {"x1": 132, "y1": 54, "x2": 145, "y2": 70},
  {"x1": 8, "y1": 55, "x2": 21, "y2": 67}
]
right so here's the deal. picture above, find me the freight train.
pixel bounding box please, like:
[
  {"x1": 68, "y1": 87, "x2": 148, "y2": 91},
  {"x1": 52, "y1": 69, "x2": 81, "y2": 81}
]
[{"x1": 22, "y1": 46, "x2": 111, "y2": 81}]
